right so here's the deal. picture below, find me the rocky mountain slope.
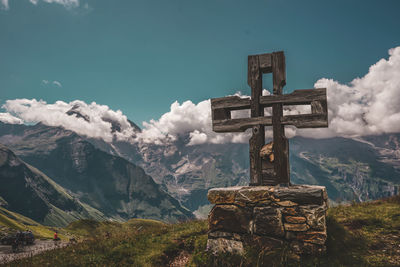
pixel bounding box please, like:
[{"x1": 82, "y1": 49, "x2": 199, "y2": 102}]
[
  {"x1": 0, "y1": 122, "x2": 193, "y2": 223},
  {"x1": 0, "y1": 144, "x2": 105, "y2": 226},
  {"x1": 290, "y1": 136, "x2": 399, "y2": 204},
  {"x1": 0, "y1": 121, "x2": 399, "y2": 219},
  {"x1": 118, "y1": 134, "x2": 400, "y2": 214}
]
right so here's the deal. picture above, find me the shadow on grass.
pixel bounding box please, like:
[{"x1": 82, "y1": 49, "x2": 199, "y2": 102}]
[
  {"x1": 191, "y1": 215, "x2": 369, "y2": 267},
  {"x1": 300, "y1": 215, "x2": 368, "y2": 267}
]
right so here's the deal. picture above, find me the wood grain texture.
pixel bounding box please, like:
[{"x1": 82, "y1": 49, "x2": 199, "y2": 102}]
[
  {"x1": 248, "y1": 55, "x2": 264, "y2": 186},
  {"x1": 282, "y1": 114, "x2": 328, "y2": 128},
  {"x1": 211, "y1": 96, "x2": 251, "y2": 111},
  {"x1": 260, "y1": 88, "x2": 326, "y2": 107},
  {"x1": 259, "y1": 53, "x2": 272, "y2": 72},
  {"x1": 272, "y1": 51, "x2": 289, "y2": 185},
  {"x1": 211, "y1": 88, "x2": 326, "y2": 111},
  {"x1": 272, "y1": 51, "x2": 286, "y2": 95},
  {"x1": 212, "y1": 113, "x2": 328, "y2": 132},
  {"x1": 212, "y1": 108, "x2": 231, "y2": 121},
  {"x1": 212, "y1": 117, "x2": 272, "y2": 132},
  {"x1": 311, "y1": 100, "x2": 324, "y2": 114},
  {"x1": 249, "y1": 125, "x2": 264, "y2": 185}
]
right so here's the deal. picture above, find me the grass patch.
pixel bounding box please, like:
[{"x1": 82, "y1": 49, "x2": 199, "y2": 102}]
[
  {"x1": 4, "y1": 219, "x2": 207, "y2": 267},
  {"x1": 0, "y1": 207, "x2": 73, "y2": 240},
  {"x1": 2, "y1": 195, "x2": 400, "y2": 266}
]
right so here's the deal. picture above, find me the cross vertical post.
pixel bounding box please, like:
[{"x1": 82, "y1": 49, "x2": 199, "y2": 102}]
[
  {"x1": 248, "y1": 55, "x2": 264, "y2": 186},
  {"x1": 271, "y1": 52, "x2": 290, "y2": 185}
]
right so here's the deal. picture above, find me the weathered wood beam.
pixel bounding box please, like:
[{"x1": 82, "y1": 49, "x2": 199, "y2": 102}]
[
  {"x1": 282, "y1": 114, "x2": 328, "y2": 128},
  {"x1": 248, "y1": 55, "x2": 264, "y2": 186},
  {"x1": 212, "y1": 108, "x2": 231, "y2": 121},
  {"x1": 272, "y1": 51, "x2": 289, "y2": 185},
  {"x1": 213, "y1": 117, "x2": 272, "y2": 132},
  {"x1": 260, "y1": 88, "x2": 326, "y2": 107},
  {"x1": 212, "y1": 113, "x2": 328, "y2": 132},
  {"x1": 210, "y1": 88, "x2": 326, "y2": 111},
  {"x1": 211, "y1": 96, "x2": 250, "y2": 111},
  {"x1": 262, "y1": 176, "x2": 278, "y2": 186},
  {"x1": 259, "y1": 53, "x2": 272, "y2": 73},
  {"x1": 311, "y1": 100, "x2": 324, "y2": 114},
  {"x1": 311, "y1": 99, "x2": 328, "y2": 115},
  {"x1": 272, "y1": 51, "x2": 286, "y2": 95}
]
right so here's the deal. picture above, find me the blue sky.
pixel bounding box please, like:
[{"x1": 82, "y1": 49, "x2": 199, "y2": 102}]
[{"x1": 1, "y1": 0, "x2": 400, "y2": 124}]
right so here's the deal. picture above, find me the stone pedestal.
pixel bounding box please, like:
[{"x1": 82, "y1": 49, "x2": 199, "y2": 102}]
[{"x1": 206, "y1": 185, "x2": 328, "y2": 255}]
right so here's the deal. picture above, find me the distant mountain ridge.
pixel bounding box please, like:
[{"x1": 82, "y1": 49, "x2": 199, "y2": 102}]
[
  {"x1": 0, "y1": 121, "x2": 399, "y2": 220},
  {"x1": 114, "y1": 134, "x2": 400, "y2": 215}
]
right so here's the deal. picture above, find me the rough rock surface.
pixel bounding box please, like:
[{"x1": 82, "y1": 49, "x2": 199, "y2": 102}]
[{"x1": 207, "y1": 185, "x2": 328, "y2": 255}]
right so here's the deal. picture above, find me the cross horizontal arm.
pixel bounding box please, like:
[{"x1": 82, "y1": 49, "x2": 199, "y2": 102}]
[
  {"x1": 213, "y1": 116, "x2": 271, "y2": 132},
  {"x1": 211, "y1": 88, "x2": 326, "y2": 111},
  {"x1": 260, "y1": 88, "x2": 326, "y2": 107},
  {"x1": 211, "y1": 96, "x2": 250, "y2": 111},
  {"x1": 212, "y1": 113, "x2": 328, "y2": 132}
]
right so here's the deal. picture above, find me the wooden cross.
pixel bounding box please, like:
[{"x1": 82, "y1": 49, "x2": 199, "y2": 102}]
[{"x1": 211, "y1": 51, "x2": 328, "y2": 186}]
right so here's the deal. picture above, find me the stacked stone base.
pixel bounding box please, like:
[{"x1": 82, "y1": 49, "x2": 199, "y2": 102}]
[{"x1": 207, "y1": 185, "x2": 328, "y2": 256}]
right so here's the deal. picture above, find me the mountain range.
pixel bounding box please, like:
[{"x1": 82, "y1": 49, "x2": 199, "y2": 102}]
[
  {"x1": 0, "y1": 122, "x2": 193, "y2": 225},
  {"x1": 109, "y1": 132, "x2": 400, "y2": 216},
  {"x1": 0, "y1": 110, "x2": 399, "y2": 225}
]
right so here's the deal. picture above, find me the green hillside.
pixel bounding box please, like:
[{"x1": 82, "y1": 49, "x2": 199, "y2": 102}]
[
  {"x1": 0, "y1": 144, "x2": 106, "y2": 227},
  {"x1": 0, "y1": 206, "x2": 73, "y2": 240},
  {"x1": 2, "y1": 195, "x2": 399, "y2": 266}
]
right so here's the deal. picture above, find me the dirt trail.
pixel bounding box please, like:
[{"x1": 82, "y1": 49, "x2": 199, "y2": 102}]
[{"x1": 0, "y1": 240, "x2": 68, "y2": 264}]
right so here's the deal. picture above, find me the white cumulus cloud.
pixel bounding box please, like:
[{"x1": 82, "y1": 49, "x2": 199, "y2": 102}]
[
  {"x1": 2, "y1": 99, "x2": 135, "y2": 143},
  {"x1": 297, "y1": 46, "x2": 400, "y2": 138},
  {"x1": 138, "y1": 46, "x2": 400, "y2": 145},
  {"x1": 0, "y1": 113, "x2": 23, "y2": 124},
  {"x1": 136, "y1": 99, "x2": 251, "y2": 146}
]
